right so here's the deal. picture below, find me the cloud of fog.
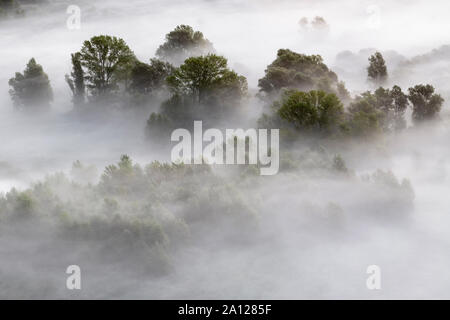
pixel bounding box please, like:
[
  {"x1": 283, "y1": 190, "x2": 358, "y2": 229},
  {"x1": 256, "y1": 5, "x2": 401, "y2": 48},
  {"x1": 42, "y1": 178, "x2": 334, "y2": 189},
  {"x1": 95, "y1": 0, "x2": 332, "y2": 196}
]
[{"x1": 1, "y1": 0, "x2": 450, "y2": 299}]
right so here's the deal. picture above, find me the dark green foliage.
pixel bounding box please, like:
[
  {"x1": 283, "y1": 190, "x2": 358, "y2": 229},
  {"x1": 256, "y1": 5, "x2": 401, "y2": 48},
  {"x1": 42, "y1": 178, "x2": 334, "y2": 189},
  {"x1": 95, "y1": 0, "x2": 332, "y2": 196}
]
[
  {"x1": 8, "y1": 58, "x2": 53, "y2": 110},
  {"x1": 367, "y1": 51, "x2": 388, "y2": 85},
  {"x1": 129, "y1": 58, "x2": 174, "y2": 95},
  {"x1": 407, "y1": 84, "x2": 444, "y2": 122},
  {"x1": 74, "y1": 35, "x2": 136, "y2": 99},
  {"x1": 347, "y1": 85, "x2": 408, "y2": 136},
  {"x1": 147, "y1": 54, "x2": 248, "y2": 135},
  {"x1": 65, "y1": 52, "x2": 85, "y2": 106},
  {"x1": 276, "y1": 90, "x2": 345, "y2": 136},
  {"x1": 258, "y1": 49, "x2": 347, "y2": 100},
  {"x1": 156, "y1": 25, "x2": 215, "y2": 65},
  {"x1": 166, "y1": 54, "x2": 247, "y2": 105}
]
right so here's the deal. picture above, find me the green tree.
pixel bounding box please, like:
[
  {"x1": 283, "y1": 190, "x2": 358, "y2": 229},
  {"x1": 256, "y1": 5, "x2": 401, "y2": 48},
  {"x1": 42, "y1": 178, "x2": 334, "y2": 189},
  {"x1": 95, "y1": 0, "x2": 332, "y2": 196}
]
[
  {"x1": 166, "y1": 54, "x2": 247, "y2": 105},
  {"x1": 276, "y1": 90, "x2": 345, "y2": 135},
  {"x1": 75, "y1": 35, "x2": 136, "y2": 99},
  {"x1": 65, "y1": 52, "x2": 85, "y2": 106},
  {"x1": 8, "y1": 58, "x2": 53, "y2": 110},
  {"x1": 347, "y1": 93, "x2": 383, "y2": 137},
  {"x1": 367, "y1": 51, "x2": 388, "y2": 85},
  {"x1": 156, "y1": 25, "x2": 215, "y2": 65},
  {"x1": 347, "y1": 85, "x2": 408, "y2": 135},
  {"x1": 129, "y1": 58, "x2": 174, "y2": 95},
  {"x1": 258, "y1": 49, "x2": 347, "y2": 100},
  {"x1": 408, "y1": 84, "x2": 444, "y2": 122}
]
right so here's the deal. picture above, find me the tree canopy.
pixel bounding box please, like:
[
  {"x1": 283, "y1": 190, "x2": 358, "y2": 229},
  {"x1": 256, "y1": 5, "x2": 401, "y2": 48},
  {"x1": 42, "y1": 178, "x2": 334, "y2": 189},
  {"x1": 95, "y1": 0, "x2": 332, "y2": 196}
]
[
  {"x1": 367, "y1": 51, "x2": 388, "y2": 85},
  {"x1": 156, "y1": 25, "x2": 215, "y2": 65},
  {"x1": 258, "y1": 49, "x2": 348, "y2": 101},
  {"x1": 277, "y1": 90, "x2": 344, "y2": 132},
  {"x1": 166, "y1": 54, "x2": 247, "y2": 105},
  {"x1": 65, "y1": 52, "x2": 85, "y2": 107},
  {"x1": 348, "y1": 85, "x2": 408, "y2": 134},
  {"x1": 8, "y1": 58, "x2": 53, "y2": 110},
  {"x1": 408, "y1": 84, "x2": 444, "y2": 122},
  {"x1": 73, "y1": 35, "x2": 136, "y2": 100},
  {"x1": 146, "y1": 54, "x2": 247, "y2": 135},
  {"x1": 129, "y1": 58, "x2": 174, "y2": 95}
]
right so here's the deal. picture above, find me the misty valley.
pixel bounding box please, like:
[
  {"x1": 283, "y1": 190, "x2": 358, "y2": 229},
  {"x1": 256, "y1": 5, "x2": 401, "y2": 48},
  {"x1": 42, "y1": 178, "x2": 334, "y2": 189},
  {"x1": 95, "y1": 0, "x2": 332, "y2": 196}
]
[{"x1": 1, "y1": 0, "x2": 450, "y2": 300}]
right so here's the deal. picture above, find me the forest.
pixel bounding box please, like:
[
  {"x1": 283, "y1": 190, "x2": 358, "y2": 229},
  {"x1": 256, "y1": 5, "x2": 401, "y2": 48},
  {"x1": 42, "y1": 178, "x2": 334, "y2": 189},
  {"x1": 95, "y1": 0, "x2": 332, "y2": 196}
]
[{"x1": 1, "y1": 0, "x2": 450, "y2": 299}]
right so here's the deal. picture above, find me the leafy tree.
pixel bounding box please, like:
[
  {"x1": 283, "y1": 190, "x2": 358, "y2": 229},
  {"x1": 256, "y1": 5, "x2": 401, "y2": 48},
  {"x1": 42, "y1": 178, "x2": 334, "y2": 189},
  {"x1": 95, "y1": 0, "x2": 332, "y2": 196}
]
[
  {"x1": 129, "y1": 58, "x2": 174, "y2": 95},
  {"x1": 166, "y1": 54, "x2": 247, "y2": 105},
  {"x1": 74, "y1": 35, "x2": 136, "y2": 99},
  {"x1": 8, "y1": 58, "x2": 53, "y2": 110},
  {"x1": 65, "y1": 52, "x2": 85, "y2": 106},
  {"x1": 276, "y1": 90, "x2": 345, "y2": 135},
  {"x1": 347, "y1": 85, "x2": 408, "y2": 135},
  {"x1": 258, "y1": 49, "x2": 347, "y2": 100},
  {"x1": 156, "y1": 25, "x2": 215, "y2": 65},
  {"x1": 408, "y1": 84, "x2": 444, "y2": 122},
  {"x1": 387, "y1": 85, "x2": 409, "y2": 129},
  {"x1": 347, "y1": 93, "x2": 383, "y2": 137},
  {"x1": 367, "y1": 51, "x2": 388, "y2": 85},
  {"x1": 147, "y1": 55, "x2": 247, "y2": 137},
  {"x1": 99, "y1": 154, "x2": 145, "y2": 195}
]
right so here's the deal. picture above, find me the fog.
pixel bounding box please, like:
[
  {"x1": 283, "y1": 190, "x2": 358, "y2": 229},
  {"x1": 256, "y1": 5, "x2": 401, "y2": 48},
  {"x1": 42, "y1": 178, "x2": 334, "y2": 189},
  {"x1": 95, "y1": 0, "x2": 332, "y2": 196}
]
[{"x1": 1, "y1": 0, "x2": 450, "y2": 299}]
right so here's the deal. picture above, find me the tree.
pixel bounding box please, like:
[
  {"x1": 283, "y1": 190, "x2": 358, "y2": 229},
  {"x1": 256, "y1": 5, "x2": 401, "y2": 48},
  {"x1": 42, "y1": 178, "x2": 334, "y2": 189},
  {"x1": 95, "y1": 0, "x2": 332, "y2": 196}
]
[
  {"x1": 276, "y1": 90, "x2": 344, "y2": 135},
  {"x1": 156, "y1": 25, "x2": 215, "y2": 65},
  {"x1": 65, "y1": 52, "x2": 85, "y2": 106},
  {"x1": 129, "y1": 58, "x2": 174, "y2": 95},
  {"x1": 389, "y1": 85, "x2": 409, "y2": 130},
  {"x1": 75, "y1": 35, "x2": 136, "y2": 99},
  {"x1": 347, "y1": 92, "x2": 383, "y2": 136},
  {"x1": 8, "y1": 58, "x2": 53, "y2": 110},
  {"x1": 146, "y1": 55, "x2": 247, "y2": 136},
  {"x1": 258, "y1": 49, "x2": 347, "y2": 100},
  {"x1": 367, "y1": 52, "x2": 388, "y2": 85},
  {"x1": 408, "y1": 84, "x2": 444, "y2": 122},
  {"x1": 166, "y1": 54, "x2": 247, "y2": 105},
  {"x1": 348, "y1": 85, "x2": 409, "y2": 135}
]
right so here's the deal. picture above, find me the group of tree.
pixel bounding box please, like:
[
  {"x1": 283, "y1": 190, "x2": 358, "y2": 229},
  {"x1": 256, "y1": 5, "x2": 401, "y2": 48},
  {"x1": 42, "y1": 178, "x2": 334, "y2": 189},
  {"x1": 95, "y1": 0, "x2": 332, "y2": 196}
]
[
  {"x1": 62, "y1": 25, "x2": 217, "y2": 109},
  {"x1": 259, "y1": 83, "x2": 444, "y2": 140},
  {"x1": 147, "y1": 54, "x2": 248, "y2": 136},
  {"x1": 7, "y1": 26, "x2": 446, "y2": 142},
  {"x1": 10, "y1": 25, "x2": 215, "y2": 111},
  {"x1": 8, "y1": 58, "x2": 53, "y2": 110}
]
